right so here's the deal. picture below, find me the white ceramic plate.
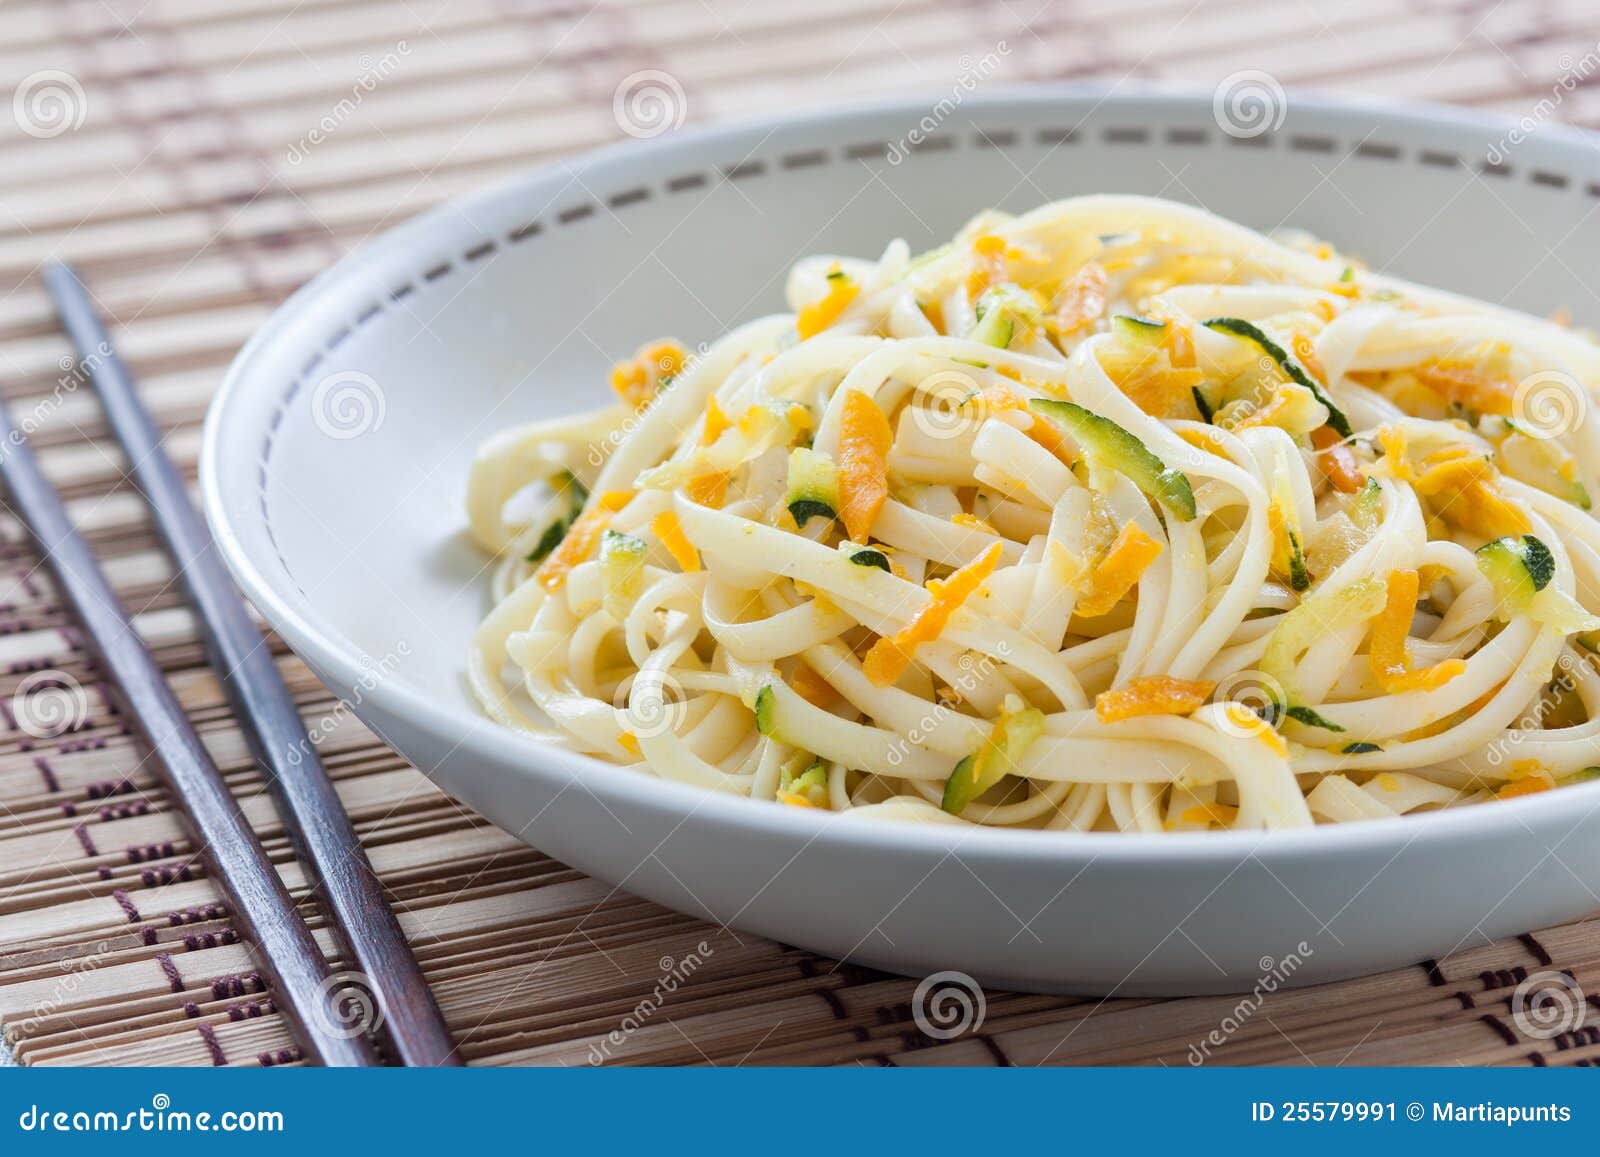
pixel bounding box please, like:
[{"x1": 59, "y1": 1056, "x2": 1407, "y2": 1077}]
[{"x1": 202, "y1": 90, "x2": 1600, "y2": 996}]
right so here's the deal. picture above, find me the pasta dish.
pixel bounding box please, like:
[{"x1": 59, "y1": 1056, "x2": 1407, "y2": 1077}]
[{"x1": 464, "y1": 195, "x2": 1600, "y2": 832}]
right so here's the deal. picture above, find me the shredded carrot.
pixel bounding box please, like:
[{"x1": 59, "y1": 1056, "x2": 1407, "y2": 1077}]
[
  {"x1": 965, "y1": 234, "x2": 1010, "y2": 298},
  {"x1": 1164, "y1": 317, "x2": 1196, "y2": 368},
  {"x1": 1180, "y1": 803, "x2": 1240, "y2": 828},
  {"x1": 1405, "y1": 682, "x2": 1502, "y2": 741},
  {"x1": 701, "y1": 395, "x2": 732, "y2": 446},
  {"x1": 738, "y1": 400, "x2": 811, "y2": 439},
  {"x1": 1178, "y1": 427, "x2": 1230, "y2": 457},
  {"x1": 534, "y1": 490, "x2": 635, "y2": 590},
  {"x1": 796, "y1": 270, "x2": 859, "y2": 339},
  {"x1": 1076, "y1": 523, "x2": 1163, "y2": 618},
  {"x1": 609, "y1": 339, "x2": 687, "y2": 409},
  {"x1": 1412, "y1": 456, "x2": 1531, "y2": 538},
  {"x1": 685, "y1": 471, "x2": 727, "y2": 508},
  {"x1": 610, "y1": 361, "x2": 648, "y2": 407},
  {"x1": 791, "y1": 662, "x2": 838, "y2": 708},
  {"x1": 650, "y1": 511, "x2": 700, "y2": 573},
  {"x1": 1497, "y1": 777, "x2": 1552, "y2": 800},
  {"x1": 1376, "y1": 426, "x2": 1413, "y2": 481},
  {"x1": 1121, "y1": 364, "x2": 1205, "y2": 419},
  {"x1": 1421, "y1": 444, "x2": 1473, "y2": 469},
  {"x1": 837, "y1": 390, "x2": 892, "y2": 542},
  {"x1": 1416, "y1": 563, "x2": 1448, "y2": 593},
  {"x1": 951, "y1": 512, "x2": 997, "y2": 534},
  {"x1": 1265, "y1": 497, "x2": 1307, "y2": 585},
  {"x1": 1326, "y1": 281, "x2": 1358, "y2": 301},
  {"x1": 1050, "y1": 262, "x2": 1109, "y2": 335},
  {"x1": 1095, "y1": 675, "x2": 1216, "y2": 723},
  {"x1": 1368, "y1": 570, "x2": 1467, "y2": 693},
  {"x1": 617, "y1": 732, "x2": 641, "y2": 758},
  {"x1": 1232, "y1": 389, "x2": 1296, "y2": 431},
  {"x1": 1311, "y1": 426, "x2": 1364, "y2": 493},
  {"x1": 1415, "y1": 358, "x2": 1514, "y2": 416},
  {"x1": 862, "y1": 543, "x2": 1003, "y2": 686},
  {"x1": 963, "y1": 387, "x2": 1074, "y2": 462},
  {"x1": 1100, "y1": 322, "x2": 1205, "y2": 419}
]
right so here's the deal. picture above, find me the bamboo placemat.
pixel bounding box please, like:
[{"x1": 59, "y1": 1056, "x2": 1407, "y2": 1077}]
[{"x1": 2, "y1": 0, "x2": 1599, "y2": 1068}]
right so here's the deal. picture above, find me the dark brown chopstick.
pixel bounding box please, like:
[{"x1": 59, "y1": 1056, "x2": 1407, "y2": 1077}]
[
  {"x1": 0, "y1": 391, "x2": 378, "y2": 1067},
  {"x1": 45, "y1": 263, "x2": 459, "y2": 1067}
]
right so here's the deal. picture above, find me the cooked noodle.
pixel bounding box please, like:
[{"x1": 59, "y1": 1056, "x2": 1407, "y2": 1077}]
[{"x1": 464, "y1": 195, "x2": 1600, "y2": 832}]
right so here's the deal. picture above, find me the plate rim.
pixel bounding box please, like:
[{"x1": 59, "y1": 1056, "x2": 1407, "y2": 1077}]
[{"x1": 201, "y1": 85, "x2": 1600, "y2": 865}]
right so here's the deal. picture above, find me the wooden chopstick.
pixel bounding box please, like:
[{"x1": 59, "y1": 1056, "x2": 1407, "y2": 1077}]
[
  {"x1": 45, "y1": 263, "x2": 459, "y2": 1067},
  {"x1": 0, "y1": 390, "x2": 380, "y2": 1067}
]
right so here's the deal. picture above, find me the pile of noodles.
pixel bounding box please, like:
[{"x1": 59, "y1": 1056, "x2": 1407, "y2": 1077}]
[{"x1": 463, "y1": 195, "x2": 1600, "y2": 832}]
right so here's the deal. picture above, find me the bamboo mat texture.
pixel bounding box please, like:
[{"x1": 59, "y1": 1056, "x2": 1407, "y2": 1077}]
[{"x1": 3, "y1": 0, "x2": 1600, "y2": 1068}]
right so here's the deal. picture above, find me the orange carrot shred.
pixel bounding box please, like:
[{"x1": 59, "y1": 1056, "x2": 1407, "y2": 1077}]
[
  {"x1": 701, "y1": 396, "x2": 732, "y2": 446},
  {"x1": 1497, "y1": 777, "x2": 1552, "y2": 800},
  {"x1": 650, "y1": 511, "x2": 700, "y2": 572},
  {"x1": 685, "y1": 471, "x2": 728, "y2": 509},
  {"x1": 610, "y1": 340, "x2": 686, "y2": 409},
  {"x1": 791, "y1": 662, "x2": 838, "y2": 708},
  {"x1": 837, "y1": 390, "x2": 892, "y2": 543},
  {"x1": 1095, "y1": 676, "x2": 1216, "y2": 724},
  {"x1": 535, "y1": 490, "x2": 634, "y2": 591},
  {"x1": 862, "y1": 543, "x2": 1003, "y2": 686},
  {"x1": 965, "y1": 235, "x2": 1009, "y2": 298},
  {"x1": 1368, "y1": 570, "x2": 1467, "y2": 693},
  {"x1": 1415, "y1": 360, "x2": 1515, "y2": 416},
  {"x1": 1051, "y1": 262, "x2": 1108, "y2": 335},
  {"x1": 1076, "y1": 524, "x2": 1163, "y2": 618},
  {"x1": 1412, "y1": 457, "x2": 1530, "y2": 538},
  {"x1": 797, "y1": 272, "x2": 859, "y2": 339},
  {"x1": 1164, "y1": 318, "x2": 1196, "y2": 368},
  {"x1": 1179, "y1": 803, "x2": 1239, "y2": 828},
  {"x1": 964, "y1": 387, "x2": 1074, "y2": 462},
  {"x1": 1312, "y1": 426, "x2": 1363, "y2": 493}
]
